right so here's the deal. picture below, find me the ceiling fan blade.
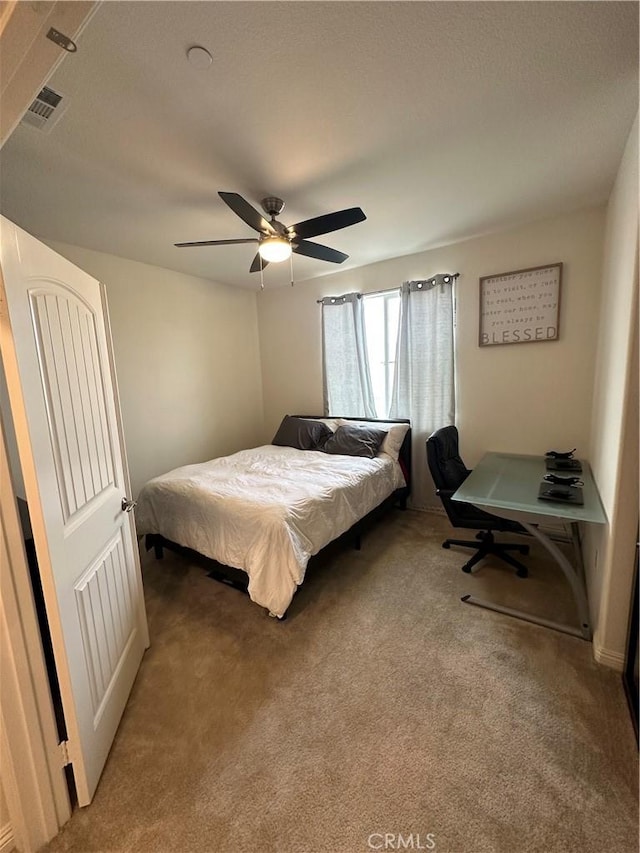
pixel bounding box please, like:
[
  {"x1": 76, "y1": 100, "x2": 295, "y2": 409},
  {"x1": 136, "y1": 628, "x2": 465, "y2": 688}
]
[
  {"x1": 174, "y1": 238, "x2": 259, "y2": 248},
  {"x1": 219, "y1": 192, "x2": 276, "y2": 235},
  {"x1": 293, "y1": 240, "x2": 348, "y2": 264},
  {"x1": 250, "y1": 253, "x2": 270, "y2": 273},
  {"x1": 289, "y1": 207, "x2": 366, "y2": 241}
]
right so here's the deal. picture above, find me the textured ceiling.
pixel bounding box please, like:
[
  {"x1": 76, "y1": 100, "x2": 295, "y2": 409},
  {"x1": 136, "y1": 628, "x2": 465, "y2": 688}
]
[{"x1": 0, "y1": 1, "x2": 637, "y2": 289}]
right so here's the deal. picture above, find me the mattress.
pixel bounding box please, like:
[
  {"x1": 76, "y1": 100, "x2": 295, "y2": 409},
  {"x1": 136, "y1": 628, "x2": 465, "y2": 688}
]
[{"x1": 135, "y1": 444, "x2": 405, "y2": 616}]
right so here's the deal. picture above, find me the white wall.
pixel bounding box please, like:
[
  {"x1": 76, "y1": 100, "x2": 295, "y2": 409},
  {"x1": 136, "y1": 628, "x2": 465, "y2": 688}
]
[
  {"x1": 46, "y1": 243, "x2": 264, "y2": 496},
  {"x1": 258, "y1": 206, "x2": 605, "y2": 470},
  {"x1": 585, "y1": 115, "x2": 639, "y2": 668}
]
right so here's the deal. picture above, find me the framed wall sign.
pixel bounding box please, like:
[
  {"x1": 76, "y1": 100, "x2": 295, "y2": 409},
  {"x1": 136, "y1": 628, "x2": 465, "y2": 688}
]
[{"x1": 479, "y1": 262, "x2": 562, "y2": 347}]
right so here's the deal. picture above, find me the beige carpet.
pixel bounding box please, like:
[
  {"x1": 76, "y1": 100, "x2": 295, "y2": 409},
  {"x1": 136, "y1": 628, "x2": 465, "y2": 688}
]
[{"x1": 45, "y1": 510, "x2": 638, "y2": 853}]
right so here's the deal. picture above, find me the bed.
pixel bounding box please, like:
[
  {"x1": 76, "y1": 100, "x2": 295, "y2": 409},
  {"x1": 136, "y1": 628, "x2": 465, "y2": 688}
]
[{"x1": 135, "y1": 416, "x2": 411, "y2": 617}]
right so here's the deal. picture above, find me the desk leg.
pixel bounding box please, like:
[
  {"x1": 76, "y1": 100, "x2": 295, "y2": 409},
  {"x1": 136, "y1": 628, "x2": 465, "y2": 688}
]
[
  {"x1": 569, "y1": 521, "x2": 586, "y2": 585},
  {"x1": 462, "y1": 522, "x2": 592, "y2": 642}
]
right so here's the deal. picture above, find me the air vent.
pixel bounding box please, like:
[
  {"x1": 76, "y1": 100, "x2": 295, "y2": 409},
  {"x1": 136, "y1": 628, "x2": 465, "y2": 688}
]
[{"x1": 21, "y1": 86, "x2": 67, "y2": 133}]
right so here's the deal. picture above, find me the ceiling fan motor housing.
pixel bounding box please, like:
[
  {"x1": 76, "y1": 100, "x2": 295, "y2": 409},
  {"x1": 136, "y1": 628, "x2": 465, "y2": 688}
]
[{"x1": 261, "y1": 196, "x2": 285, "y2": 218}]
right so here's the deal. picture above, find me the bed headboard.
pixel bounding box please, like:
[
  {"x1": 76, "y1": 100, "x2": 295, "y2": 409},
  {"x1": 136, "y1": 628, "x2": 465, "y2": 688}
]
[{"x1": 293, "y1": 415, "x2": 412, "y2": 498}]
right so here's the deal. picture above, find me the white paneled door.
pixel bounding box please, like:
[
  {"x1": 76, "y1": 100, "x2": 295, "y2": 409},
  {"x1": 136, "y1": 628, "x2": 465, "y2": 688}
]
[{"x1": 0, "y1": 217, "x2": 149, "y2": 805}]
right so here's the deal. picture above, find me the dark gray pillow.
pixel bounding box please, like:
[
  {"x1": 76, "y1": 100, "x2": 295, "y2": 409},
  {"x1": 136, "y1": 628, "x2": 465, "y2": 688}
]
[
  {"x1": 272, "y1": 416, "x2": 332, "y2": 450},
  {"x1": 322, "y1": 424, "x2": 387, "y2": 458}
]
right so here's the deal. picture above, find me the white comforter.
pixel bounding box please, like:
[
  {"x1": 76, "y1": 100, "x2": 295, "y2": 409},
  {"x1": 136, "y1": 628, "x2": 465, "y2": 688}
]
[{"x1": 135, "y1": 445, "x2": 405, "y2": 616}]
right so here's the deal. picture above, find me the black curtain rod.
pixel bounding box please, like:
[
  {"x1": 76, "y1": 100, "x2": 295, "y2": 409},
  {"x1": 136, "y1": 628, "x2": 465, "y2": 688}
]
[{"x1": 317, "y1": 273, "x2": 460, "y2": 303}]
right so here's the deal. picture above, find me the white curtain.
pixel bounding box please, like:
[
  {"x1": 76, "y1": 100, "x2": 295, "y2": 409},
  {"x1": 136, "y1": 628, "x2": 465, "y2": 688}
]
[
  {"x1": 389, "y1": 276, "x2": 456, "y2": 509},
  {"x1": 321, "y1": 293, "x2": 376, "y2": 417}
]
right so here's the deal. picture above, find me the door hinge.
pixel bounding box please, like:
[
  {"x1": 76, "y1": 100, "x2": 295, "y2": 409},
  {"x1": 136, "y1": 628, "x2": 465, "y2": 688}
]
[{"x1": 59, "y1": 740, "x2": 71, "y2": 767}]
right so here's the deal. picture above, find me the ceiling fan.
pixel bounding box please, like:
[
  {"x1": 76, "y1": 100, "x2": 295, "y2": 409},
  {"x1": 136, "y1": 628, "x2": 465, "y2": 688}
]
[{"x1": 175, "y1": 192, "x2": 366, "y2": 273}]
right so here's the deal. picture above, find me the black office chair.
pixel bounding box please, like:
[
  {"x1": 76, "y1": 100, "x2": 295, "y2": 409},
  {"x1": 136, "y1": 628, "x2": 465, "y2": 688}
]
[{"x1": 426, "y1": 425, "x2": 530, "y2": 578}]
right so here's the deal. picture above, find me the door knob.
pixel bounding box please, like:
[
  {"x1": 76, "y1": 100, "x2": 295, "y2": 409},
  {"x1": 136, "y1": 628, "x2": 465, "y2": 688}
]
[{"x1": 121, "y1": 497, "x2": 137, "y2": 513}]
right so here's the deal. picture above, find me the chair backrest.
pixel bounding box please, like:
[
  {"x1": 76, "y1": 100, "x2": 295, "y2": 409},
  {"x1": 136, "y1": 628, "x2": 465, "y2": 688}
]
[
  {"x1": 426, "y1": 425, "x2": 475, "y2": 527},
  {"x1": 427, "y1": 426, "x2": 519, "y2": 533},
  {"x1": 426, "y1": 425, "x2": 470, "y2": 492}
]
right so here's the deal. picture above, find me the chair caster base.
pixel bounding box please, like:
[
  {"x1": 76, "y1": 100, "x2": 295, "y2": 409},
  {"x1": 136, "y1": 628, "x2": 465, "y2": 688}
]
[
  {"x1": 442, "y1": 542, "x2": 451, "y2": 549},
  {"x1": 462, "y1": 564, "x2": 473, "y2": 574}
]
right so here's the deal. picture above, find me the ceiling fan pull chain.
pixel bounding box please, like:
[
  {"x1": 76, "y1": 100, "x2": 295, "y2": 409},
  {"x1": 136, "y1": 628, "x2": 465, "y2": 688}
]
[
  {"x1": 290, "y1": 251, "x2": 294, "y2": 287},
  {"x1": 259, "y1": 256, "x2": 265, "y2": 290}
]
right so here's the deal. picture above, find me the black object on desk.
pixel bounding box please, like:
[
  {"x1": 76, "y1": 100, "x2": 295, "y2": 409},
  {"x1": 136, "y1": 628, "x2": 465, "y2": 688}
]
[
  {"x1": 543, "y1": 473, "x2": 584, "y2": 487},
  {"x1": 545, "y1": 458, "x2": 583, "y2": 472},
  {"x1": 537, "y1": 482, "x2": 584, "y2": 505},
  {"x1": 545, "y1": 448, "x2": 577, "y2": 459}
]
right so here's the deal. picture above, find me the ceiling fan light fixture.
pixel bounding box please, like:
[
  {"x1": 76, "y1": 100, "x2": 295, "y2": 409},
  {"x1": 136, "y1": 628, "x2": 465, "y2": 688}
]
[{"x1": 258, "y1": 236, "x2": 292, "y2": 263}]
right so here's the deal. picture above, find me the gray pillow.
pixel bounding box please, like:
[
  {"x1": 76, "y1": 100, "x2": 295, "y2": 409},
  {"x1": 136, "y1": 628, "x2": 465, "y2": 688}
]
[
  {"x1": 322, "y1": 424, "x2": 387, "y2": 458},
  {"x1": 272, "y1": 416, "x2": 332, "y2": 450}
]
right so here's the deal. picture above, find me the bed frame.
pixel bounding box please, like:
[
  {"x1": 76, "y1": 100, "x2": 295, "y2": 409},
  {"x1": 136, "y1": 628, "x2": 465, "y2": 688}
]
[{"x1": 144, "y1": 416, "x2": 411, "y2": 614}]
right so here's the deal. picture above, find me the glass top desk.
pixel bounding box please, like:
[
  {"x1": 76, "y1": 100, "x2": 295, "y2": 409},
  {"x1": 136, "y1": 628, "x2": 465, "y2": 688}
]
[{"x1": 452, "y1": 452, "x2": 607, "y2": 641}]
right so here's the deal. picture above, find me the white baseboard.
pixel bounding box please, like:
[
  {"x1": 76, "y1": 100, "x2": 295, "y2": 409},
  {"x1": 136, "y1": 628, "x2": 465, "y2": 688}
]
[
  {"x1": 593, "y1": 639, "x2": 626, "y2": 672},
  {"x1": 0, "y1": 821, "x2": 15, "y2": 853}
]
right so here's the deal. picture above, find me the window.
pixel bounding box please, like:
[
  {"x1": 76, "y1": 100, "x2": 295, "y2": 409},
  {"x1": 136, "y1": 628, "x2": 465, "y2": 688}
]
[
  {"x1": 362, "y1": 290, "x2": 400, "y2": 418},
  {"x1": 321, "y1": 276, "x2": 456, "y2": 509}
]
